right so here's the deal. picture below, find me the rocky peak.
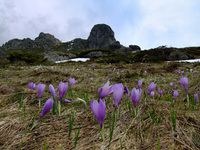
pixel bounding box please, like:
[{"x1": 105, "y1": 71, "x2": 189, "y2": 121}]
[
  {"x1": 35, "y1": 32, "x2": 61, "y2": 46},
  {"x1": 87, "y1": 24, "x2": 116, "y2": 49}
]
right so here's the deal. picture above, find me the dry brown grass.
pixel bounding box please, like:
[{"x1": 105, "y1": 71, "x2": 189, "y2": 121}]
[{"x1": 0, "y1": 61, "x2": 200, "y2": 150}]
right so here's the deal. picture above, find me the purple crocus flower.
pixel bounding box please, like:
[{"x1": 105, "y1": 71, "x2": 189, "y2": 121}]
[
  {"x1": 125, "y1": 86, "x2": 130, "y2": 99},
  {"x1": 113, "y1": 83, "x2": 124, "y2": 110},
  {"x1": 37, "y1": 84, "x2": 46, "y2": 99},
  {"x1": 159, "y1": 75, "x2": 161, "y2": 80},
  {"x1": 69, "y1": 77, "x2": 77, "y2": 89},
  {"x1": 97, "y1": 81, "x2": 113, "y2": 99},
  {"x1": 90, "y1": 77, "x2": 93, "y2": 82},
  {"x1": 37, "y1": 98, "x2": 53, "y2": 122},
  {"x1": 137, "y1": 80, "x2": 142, "y2": 89},
  {"x1": 170, "y1": 82, "x2": 173, "y2": 88},
  {"x1": 147, "y1": 82, "x2": 157, "y2": 95},
  {"x1": 181, "y1": 71, "x2": 184, "y2": 75},
  {"x1": 180, "y1": 77, "x2": 189, "y2": 95},
  {"x1": 131, "y1": 88, "x2": 142, "y2": 109},
  {"x1": 28, "y1": 82, "x2": 36, "y2": 89},
  {"x1": 194, "y1": 93, "x2": 199, "y2": 104},
  {"x1": 173, "y1": 90, "x2": 179, "y2": 99},
  {"x1": 158, "y1": 90, "x2": 163, "y2": 97},
  {"x1": 58, "y1": 81, "x2": 68, "y2": 102},
  {"x1": 109, "y1": 70, "x2": 112, "y2": 73},
  {"x1": 49, "y1": 84, "x2": 56, "y2": 103},
  {"x1": 90, "y1": 99, "x2": 106, "y2": 128},
  {"x1": 120, "y1": 70, "x2": 124, "y2": 74},
  {"x1": 144, "y1": 71, "x2": 147, "y2": 74},
  {"x1": 150, "y1": 91, "x2": 155, "y2": 98}
]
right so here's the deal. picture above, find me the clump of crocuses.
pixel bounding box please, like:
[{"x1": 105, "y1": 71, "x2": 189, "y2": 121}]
[
  {"x1": 28, "y1": 82, "x2": 36, "y2": 89},
  {"x1": 147, "y1": 82, "x2": 157, "y2": 95}
]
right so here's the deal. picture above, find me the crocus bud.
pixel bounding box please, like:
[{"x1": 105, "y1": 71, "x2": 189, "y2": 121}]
[
  {"x1": 90, "y1": 99, "x2": 106, "y2": 128},
  {"x1": 58, "y1": 81, "x2": 68, "y2": 102},
  {"x1": 131, "y1": 88, "x2": 142, "y2": 109},
  {"x1": 69, "y1": 77, "x2": 77, "y2": 89},
  {"x1": 137, "y1": 80, "x2": 142, "y2": 89},
  {"x1": 37, "y1": 98, "x2": 53, "y2": 122},
  {"x1": 113, "y1": 83, "x2": 124, "y2": 110},
  {"x1": 173, "y1": 90, "x2": 179, "y2": 99},
  {"x1": 37, "y1": 84, "x2": 46, "y2": 99},
  {"x1": 194, "y1": 93, "x2": 199, "y2": 104}
]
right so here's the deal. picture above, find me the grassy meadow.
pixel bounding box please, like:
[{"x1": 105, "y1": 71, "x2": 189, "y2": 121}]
[{"x1": 0, "y1": 60, "x2": 200, "y2": 149}]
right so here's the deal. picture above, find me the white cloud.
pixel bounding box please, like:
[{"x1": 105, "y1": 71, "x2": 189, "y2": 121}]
[
  {"x1": 122, "y1": 0, "x2": 200, "y2": 49},
  {"x1": 0, "y1": 0, "x2": 200, "y2": 50}
]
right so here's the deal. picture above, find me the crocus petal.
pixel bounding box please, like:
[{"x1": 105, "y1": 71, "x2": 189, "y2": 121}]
[
  {"x1": 113, "y1": 83, "x2": 124, "y2": 110},
  {"x1": 90, "y1": 99, "x2": 106, "y2": 128},
  {"x1": 173, "y1": 90, "x2": 179, "y2": 99},
  {"x1": 37, "y1": 98, "x2": 53, "y2": 122},
  {"x1": 125, "y1": 86, "x2": 130, "y2": 99},
  {"x1": 69, "y1": 77, "x2": 77, "y2": 89},
  {"x1": 194, "y1": 93, "x2": 199, "y2": 104},
  {"x1": 49, "y1": 84, "x2": 56, "y2": 103},
  {"x1": 37, "y1": 84, "x2": 46, "y2": 99},
  {"x1": 58, "y1": 81, "x2": 68, "y2": 102},
  {"x1": 98, "y1": 99, "x2": 106, "y2": 128},
  {"x1": 131, "y1": 88, "x2": 142, "y2": 109},
  {"x1": 98, "y1": 81, "x2": 113, "y2": 99},
  {"x1": 64, "y1": 99, "x2": 72, "y2": 103}
]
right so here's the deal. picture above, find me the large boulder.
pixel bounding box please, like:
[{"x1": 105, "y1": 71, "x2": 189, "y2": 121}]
[
  {"x1": 87, "y1": 24, "x2": 116, "y2": 49},
  {"x1": 44, "y1": 51, "x2": 76, "y2": 61},
  {"x1": 129, "y1": 45, "x2": 141, "y2": 51},
  {"x1": 168, "y1": 49, "x2": 193, "y2": 60}
]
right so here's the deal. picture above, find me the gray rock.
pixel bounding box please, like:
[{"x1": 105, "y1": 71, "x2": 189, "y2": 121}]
[
  {"x1": 83, "y1": 51, "x2": 109, "y2": 58},
  {"x1": 1, "y1": 32, "x2": 61, "y2": 51},
  {"x1": 168, "y1": 49, "x2": 192, "y2": 60},
  {"x1": 35, "y1": 32, "x2": 61, "y2": 47},
  {"x1": 129, "y1": 45, "x2": 141, "y2": 51},
  {"x1": 44, "y1": 52, "x2": 76, "y2": 62},
  {"x1": 87, "y1": 24, "x2": 116, "y2": 49},
  {"x1": 109, "y1": 41, "x2": 121, "y2": 50}
]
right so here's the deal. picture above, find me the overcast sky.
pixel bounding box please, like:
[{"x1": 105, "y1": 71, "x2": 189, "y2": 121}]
[{"x1": 0, "y1": 0, "x2": 200, "y2": 49}]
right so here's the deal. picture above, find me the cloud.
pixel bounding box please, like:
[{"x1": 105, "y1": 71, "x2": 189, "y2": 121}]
[
  {"x1": 120, "y1": 0, "x2": 200, "y2": 49},
  {"x1": 0, "y1": 0, "x2": 200, "y2": 50}
]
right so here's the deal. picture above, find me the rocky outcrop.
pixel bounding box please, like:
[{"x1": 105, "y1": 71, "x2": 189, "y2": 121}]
[
  {"x1": 35, "y1": 32, "x2": 61, "y2": 47},
  {"x1": 0, "y1": 32, "x2": 61, "y2": 51},
  {"x1": 87, "y1": 24, "x2": 116, "y2": 49}
]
